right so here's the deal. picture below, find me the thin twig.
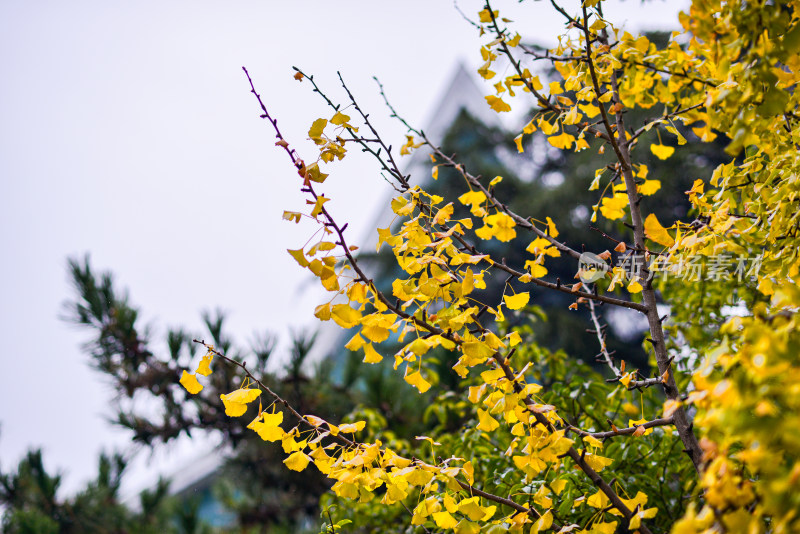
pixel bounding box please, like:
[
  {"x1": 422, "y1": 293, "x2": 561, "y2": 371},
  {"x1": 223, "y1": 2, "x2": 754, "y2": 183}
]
[
  {"x1": 581, "y1": 282, "x2": 618, "y2": 376},
  {"x1": 566, "y1": 416, "x2": 675, "y2": 440}
]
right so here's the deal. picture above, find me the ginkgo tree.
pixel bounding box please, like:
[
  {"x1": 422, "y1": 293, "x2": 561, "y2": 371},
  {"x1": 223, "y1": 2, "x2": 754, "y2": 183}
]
[{"x1": 180, "y1": 1, "x2": 800, "y2": 532}]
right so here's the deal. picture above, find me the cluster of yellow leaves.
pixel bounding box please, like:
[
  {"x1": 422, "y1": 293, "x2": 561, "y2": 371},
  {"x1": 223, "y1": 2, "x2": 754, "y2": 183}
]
[
  {"x1": 308, "y1": 111, "x2": 357, "y2": 164},
  {"x1": 644, "y1": 1, "x2": 800, "y2": 530},
  {"x1": 220, "y1": 388, "x2": 261, "y2": 417},
  {"x1": 179, "y1": 349, "x2": 214, "y2": 394},
  {"x1": 676, "y1": 297, "x2": 800, "y2": 531}
]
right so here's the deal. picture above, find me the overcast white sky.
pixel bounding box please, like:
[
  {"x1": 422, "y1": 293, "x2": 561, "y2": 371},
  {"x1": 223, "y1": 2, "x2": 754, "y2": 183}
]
[{"x1": 0, "y1": 0, "x2": 684, "y2": 498}]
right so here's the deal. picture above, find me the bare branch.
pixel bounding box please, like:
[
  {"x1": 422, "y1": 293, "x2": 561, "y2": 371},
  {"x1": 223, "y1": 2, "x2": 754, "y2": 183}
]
[
  {"x1": 337, "y1": 71, "x2": 409, "y2": 190},
  {"x1": 581, "y1": 282, "x2": 618, "y2": 376}
]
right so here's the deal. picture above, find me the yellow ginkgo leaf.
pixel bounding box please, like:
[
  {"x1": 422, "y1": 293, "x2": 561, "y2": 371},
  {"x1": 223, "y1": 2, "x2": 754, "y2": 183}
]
[
  {"x1": 248, "y1": 412, "x2": 285, "y2": 442},
  {"x1": 314, "y1": 303, "x2": 332, "y2": 321},
  {"x1": 504, "y1": 292, "x2": 530, "y2": 310},
  {"x1": 599, "y1": 192, "x2": 628, "y2": 220},
  {"x1": 330, "y1": 111, "x2": 350, "y2": 125},
  {"x1": 532, "y1": 510, "x2": 553, "y2": 533},
  {"x1": 458, "y1": 498, "x2": 487, "y2": 522},
  {"x1": 547, "y1": 131, "x2": 576, "y2": 150},
  {"x1": 303, "y1": 162, "x2": 328, "y2": 183},
  {"x1": 309, "y1": 195, "x2": 330, "y2": 218},
  {"x1": 546, "y1": 216, "x2": 559, "y2": 238},
  {"x1": 514, "y1": 134, "x2": 524, "y2": 153},
  {"x1": 477, "y1": 61, "x2": 495, "y2": 80},
  {"x1": 223, "y1": 388, "x2": 261, "y2": 405},
  {"x1": 282, "y1": 210, "x2": 302, "y2": 223},
  {"x1": 665, "y1": 124, "x2": 687, "y2": 144},
  {"x1": 592, "y1": 521, "x2": 619, "y2": 534},
  {"x1": 538, "y1": 117, "x2": 558, "y2": 135},
  {"x1": 263, "y1": 412, "x2": 283, "y2": 426},
  {"x1": 584, "y1": 453, "x2": 614, "y2": 471},
  {"x1": 638, "y1": 179, "x2": 661, "y2": 196},
  {"x1": 477, "y1": 409, "x2": 500, "y2": 432},
  {"x1": 433, "y1": 511, "x2": 458, "y2": 529},
  {"x1": 406, "y1": 337, "x2": 432, "y2": 356},
  {"x1": 287, "y1": 249, "x2": 309, "y2": 268},
  {"x1": 363, "y1": 343, "x2": 383, "y2": 364},
  {"x1": 305, "y1": 415, "x2": 326, "y2": 427},
  {"x1": 587, "y1": 489, "x2": 609, "y2": 509},
  {"x1": 220, "y1": 399, "x2": 247, "y2": 417},
  {"x1": 194, "y1": 352, "x2": 212, "y2": 377},
  {"x1": 338, "y1": 421, "x2": 366, "y2": 433},
  {"x1": 220, "y1": 388, "x2": 261, "y2": 417},
  {"x1": 404, "y1": 370, "x2": 432, "y2": 393},
  {"x1": 477, "y1": 8, "x2": 497, "y2": 23},
  {"x1": 254, "y1": 425, "x2": 283, "y2": 442},
  {"x1": 579, "y1": 102, "x2": 601, "y2": 118},
  {"x1": 453, "y1": 519, "x2": 481, "y2": 534},
  {"x1": 485, "y1": 95, "x2": 511, "y2": 113},
  {"x1": 343, "y1": 335, "x2": 365, "y2": 355},
  {"x1": 584, "y1": 435, "x2": 604, "y2": 449},
  {"x1": 308, "y1": 118, "x2": 327, "y2": 140},
  {"x1": 522, "y1": 118, "x2": 537, "y2": 134},
  {"x1": 527, "y1": 237, "x2": 550, "y2": 254},
  {"x1": 650, "y1": 143, "x2": 675, "y2": 160},
  {"x1": 644, "y1": 213, "x2": 675, "y2": 247},
  {"x1": 283, "y1": 451, "x2": 311, "y2": 472},
  {"x1": 179, "y1": 371, "x2": 203, "y2": 394},
  {"x1": 462, "y1": 342, "x2": 494, "y2": 361},
  {"x1": 458, "y1": 190, "x2": 486, "y2": 209},
  {"x1": 331, "y1": 304, "x2": 362, "y2": 328},
  {"x1": 525, "y1": 260, "x2": 548, "y2": 278},
  {"x1": 628, "y1": 278, "x2": 643, "y2": 293},
  {"x1": 562, "y1": 106, "x2": 581, "y2": 125}
]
